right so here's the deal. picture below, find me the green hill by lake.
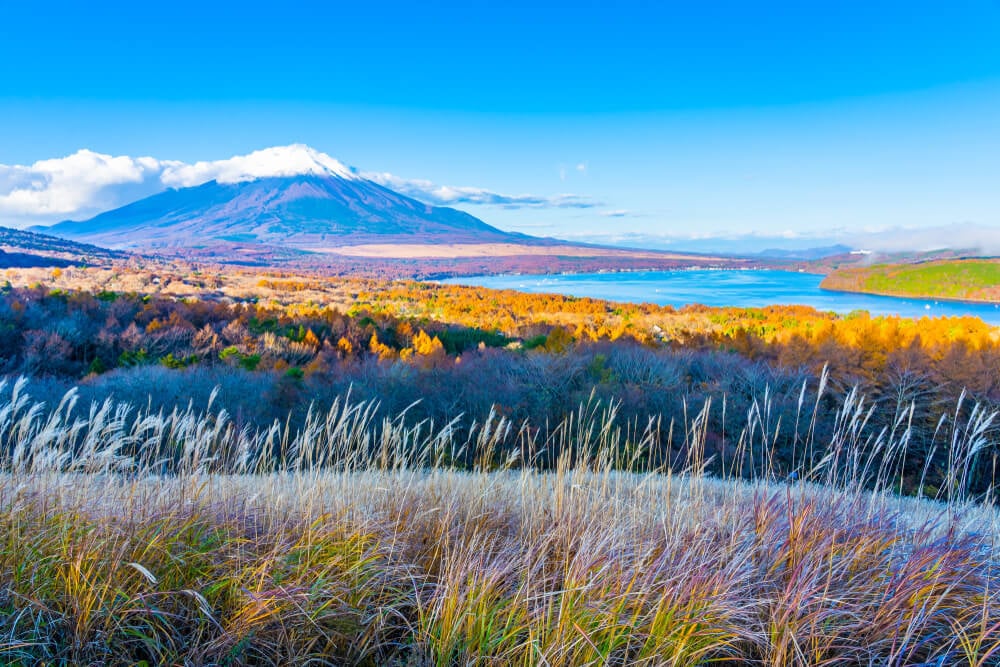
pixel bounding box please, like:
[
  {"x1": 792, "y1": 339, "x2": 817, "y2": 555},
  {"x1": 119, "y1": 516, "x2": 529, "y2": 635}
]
[{"x1": 821, "y1": 258, "x2": 1000, "y2": 303}]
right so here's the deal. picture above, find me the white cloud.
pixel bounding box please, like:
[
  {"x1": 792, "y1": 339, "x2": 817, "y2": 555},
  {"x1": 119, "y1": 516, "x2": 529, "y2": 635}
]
[
  {"x1": 362, "y1": 172, "x2": 599, "y2": 209},
  {"x1": 0, "y1": 144, "x2": 596, "y2": 228},
  {"x1": 161, "y1": 144, "x2": 358, "y2": 187},
  {"x1": 845, "y1": 223, "x2": 1000, "y2": 255},
  {"x1": 0, "y1": 150, "x2": 167, "y2": 221}
]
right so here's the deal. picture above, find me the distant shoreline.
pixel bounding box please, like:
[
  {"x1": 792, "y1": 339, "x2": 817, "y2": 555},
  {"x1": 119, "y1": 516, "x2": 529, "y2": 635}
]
[
  {"x1": 820, "y1": 283, "x2": 1000, "y2": 307},
  {"x1": 439, "y1": 268, "x2": 1000, "y2": 325},
  {"x1": 435, "y1": 264, "x2": 782, "y2": 282},
  {"x1": 819, "y1": 259, "x2": 1000, "y2": 307}
]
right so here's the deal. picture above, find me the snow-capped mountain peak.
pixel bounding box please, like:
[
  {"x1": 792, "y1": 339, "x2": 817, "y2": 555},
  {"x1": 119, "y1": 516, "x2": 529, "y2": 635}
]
[
  {"x1": 40, "y1": 155, "x2": 524, "y2": 250},
  {"x1": 160, "y1": 144, "x2": 360, "y2": 188}
]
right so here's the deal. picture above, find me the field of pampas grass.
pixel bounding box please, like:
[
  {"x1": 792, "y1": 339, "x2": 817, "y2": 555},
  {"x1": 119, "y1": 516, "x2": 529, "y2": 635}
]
[{"x1": 0, "y1": 376, "x2": 999, "y2": 665}]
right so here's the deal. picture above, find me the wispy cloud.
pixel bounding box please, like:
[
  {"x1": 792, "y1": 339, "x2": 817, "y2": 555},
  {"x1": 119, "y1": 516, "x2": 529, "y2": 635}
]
[
  {"x1": 0, "y1": 145, "x2": 599, "y2": 227},
  {"x1": 558, "y1": 161, "x2": 588, "y2": 182},
  {"x1": 844, "y1": 223, "x2": 1000, "y2": 255},
  {"x1": 363, "y1": 172, "x2": 599, "y2": 209}
]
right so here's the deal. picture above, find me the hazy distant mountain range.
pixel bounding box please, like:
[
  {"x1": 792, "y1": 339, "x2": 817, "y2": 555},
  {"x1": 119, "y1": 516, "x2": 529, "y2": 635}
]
[{"x1": 568, "y1": 223, "x2": 1000, "y2": 259}]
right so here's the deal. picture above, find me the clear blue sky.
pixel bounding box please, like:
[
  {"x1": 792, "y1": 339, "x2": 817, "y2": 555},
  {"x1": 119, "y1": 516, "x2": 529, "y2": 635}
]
[{"x1": 2, "y1": 0, "x2": 999, "y2": 245}]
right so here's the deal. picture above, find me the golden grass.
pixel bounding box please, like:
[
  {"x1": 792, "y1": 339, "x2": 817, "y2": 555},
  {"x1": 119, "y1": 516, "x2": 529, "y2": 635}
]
[
  {"x1": 3, "y1": 469, "x2": 999, "y2": 665},
  {"x1": 0, "y1": 377, "x2": 998, "y2": 664}
]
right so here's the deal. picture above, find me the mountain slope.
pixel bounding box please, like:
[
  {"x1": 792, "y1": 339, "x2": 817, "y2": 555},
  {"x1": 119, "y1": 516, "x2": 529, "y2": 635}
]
[
  {"x1": 29, "y1": 145, "x2": 744, "y2": 272},
  {"x1": 41, "y1": 173, "x2": 530, "y2": 251},
  {"x1": 0, "y1": 226, "x2": 127, "y2": 267}
]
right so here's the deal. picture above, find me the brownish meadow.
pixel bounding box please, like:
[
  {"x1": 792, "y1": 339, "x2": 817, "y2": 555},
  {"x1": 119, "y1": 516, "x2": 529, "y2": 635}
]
[{"x1": 0, "y1": 376, "x2": 998, "y2": 665}]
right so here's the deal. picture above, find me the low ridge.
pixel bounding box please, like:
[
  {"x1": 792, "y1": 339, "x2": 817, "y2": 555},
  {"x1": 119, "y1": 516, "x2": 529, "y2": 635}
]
[{"x1": 0, "y1": 225, "x2": 127, "y2": 267}]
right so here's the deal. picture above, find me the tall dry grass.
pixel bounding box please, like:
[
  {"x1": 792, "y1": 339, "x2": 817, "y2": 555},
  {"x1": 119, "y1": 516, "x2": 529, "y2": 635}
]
[{"x1": 0, "y1": 372, "x2": 998, "y2": 664}]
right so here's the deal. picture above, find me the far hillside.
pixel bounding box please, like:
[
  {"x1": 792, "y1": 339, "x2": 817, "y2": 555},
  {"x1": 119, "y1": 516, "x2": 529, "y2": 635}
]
[
  {"x1": 0, "y1": 226, "x2": 129, "y2": 268},
  {"x1": 821, "y1": 258, "x2": 1000, "y2": 303}
]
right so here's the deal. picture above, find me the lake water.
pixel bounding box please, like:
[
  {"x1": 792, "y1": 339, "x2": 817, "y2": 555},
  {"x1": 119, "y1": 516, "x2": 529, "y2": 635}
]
[{"x1": 442, "y1": 270, "x2": 1000, "y2": 326}]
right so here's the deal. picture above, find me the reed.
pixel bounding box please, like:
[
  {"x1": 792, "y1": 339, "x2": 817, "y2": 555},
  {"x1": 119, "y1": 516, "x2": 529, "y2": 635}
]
[{"x1": 0, "y1": 376, "x2": 998, "y2": 664}]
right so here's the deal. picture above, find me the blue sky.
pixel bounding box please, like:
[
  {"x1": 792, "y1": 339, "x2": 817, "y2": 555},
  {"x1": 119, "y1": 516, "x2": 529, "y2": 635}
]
[{"x1": 1, "y1": 1, "x2": 999, "y2": 247}]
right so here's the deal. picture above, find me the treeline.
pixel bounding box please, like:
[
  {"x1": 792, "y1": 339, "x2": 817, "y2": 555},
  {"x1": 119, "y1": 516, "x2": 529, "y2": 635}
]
[
  {"x1": 0, "y1": 284, "x2": 505, "y2": 379},
  {"x1": 2, "y1": 283, "x2": 999, "y2": 496},
  {"x1": 11, "y1": 341, "x2": 999, "y2": 498},
  {"x1": 3, "y1": 283, "x2": 999, "y2": 404},
  {"x1": 356, "y1": 282, "x2": 1000, "y2": 403}
]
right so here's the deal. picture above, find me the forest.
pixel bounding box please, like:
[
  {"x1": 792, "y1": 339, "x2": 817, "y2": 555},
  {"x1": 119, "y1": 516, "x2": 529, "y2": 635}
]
[{"x1": 2, "y1": 269, "x2": 999, "y2": 497}]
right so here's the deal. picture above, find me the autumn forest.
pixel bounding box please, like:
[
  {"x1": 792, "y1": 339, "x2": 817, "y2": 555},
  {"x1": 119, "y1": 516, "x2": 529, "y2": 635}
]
[{"x1": 2, "y1": 264, "x2": 998, "y2": 497}]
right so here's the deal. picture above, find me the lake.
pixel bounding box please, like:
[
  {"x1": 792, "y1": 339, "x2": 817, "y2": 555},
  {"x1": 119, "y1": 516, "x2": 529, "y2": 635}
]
[{"x1": 442, "y1": 269, "x2": 1000, "y2": 326}]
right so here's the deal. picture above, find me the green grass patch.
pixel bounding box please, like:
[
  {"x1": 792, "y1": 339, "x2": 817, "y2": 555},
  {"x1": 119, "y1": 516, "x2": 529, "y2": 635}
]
[{"x1": 824, "y1": 259, "x2": 1000, "y2": 302}]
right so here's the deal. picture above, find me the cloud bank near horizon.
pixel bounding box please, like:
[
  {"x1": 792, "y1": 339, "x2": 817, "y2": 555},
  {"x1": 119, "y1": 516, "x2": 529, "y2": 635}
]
[
  {"x1": 568, "y1": 223, "x2": 1000, "y2": 255},
  {"x1": 0, "y1": 145, "x2": 597, "y2": 227}
]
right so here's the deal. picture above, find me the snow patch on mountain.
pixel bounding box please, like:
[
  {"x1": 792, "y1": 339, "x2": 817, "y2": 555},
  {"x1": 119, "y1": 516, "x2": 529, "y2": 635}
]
[{"x1": 160, "y1": 144, "x2": 359, "y2": 187}]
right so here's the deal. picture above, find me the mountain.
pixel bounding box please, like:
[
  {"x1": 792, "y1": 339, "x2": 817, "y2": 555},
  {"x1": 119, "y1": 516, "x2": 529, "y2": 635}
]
[
  {"x1": 0, "y1": 226, "x2": 127, "y2": 268},
  {"x1": 753, "y1": 245, "x2": 852, "y2": 260},
  {"x1": 26, "y1": 145, "x2": 757, "y2": 274},
  {"x1": 38, "y1": 147, "x2": 532, "y2": 251}
]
